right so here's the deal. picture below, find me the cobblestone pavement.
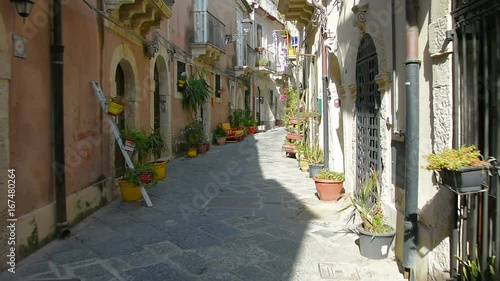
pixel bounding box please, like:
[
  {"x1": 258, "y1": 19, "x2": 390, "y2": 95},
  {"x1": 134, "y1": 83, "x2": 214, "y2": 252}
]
[{"x1": 0, "y1": 128, "x2": 406, "y2": 281}]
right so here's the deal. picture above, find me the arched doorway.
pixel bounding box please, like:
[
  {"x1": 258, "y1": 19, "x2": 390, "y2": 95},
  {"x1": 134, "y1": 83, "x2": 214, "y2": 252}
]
[
  {"x1": 355, "y1": 34, "x2": 380, "y2": 188},
  {"x1": 152, "y1": 56, "x2": 170, "y2": 157},
  {"x1": 153, "y1": 63, "x2": 160, "y2": 131},
  {"x1": 113, "y1": 59, "x2": 136, "y2": 177},
  {"x1": 114, "y1": 64, "x2": 126, "y2": 177}
]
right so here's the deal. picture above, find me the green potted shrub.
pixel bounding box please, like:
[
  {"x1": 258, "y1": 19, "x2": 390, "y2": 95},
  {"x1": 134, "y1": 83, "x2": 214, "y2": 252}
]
[
  {"x1": 297, "y1": 145, "x2": 309, "y2": 172},
  {"x1": 258, "y1": 57, "x2": 269, "y2": 67},
  {"x1": 244, "y1": 118, "x2": 258, "y2": 134},
  {"x1": 338, "y1": 168, "x2": 396, "y2": 260},
  {"x1": 282, "y1": 139, "x2": 297, "y2": 158},
  {"x1": 307, "y1": 145, "x2": 324, "y2": 178},
  {"x1": 116, "y1": 128, "x2": 160, "y2": 201},
  {"x1": 424, "y1": 145, "x2": 490, "y2": 193},
  {"x1": 312, "y1": 169, "x2": 345, "y2": 201},
  {"x1": 181, "y1": 68, "x2": 211, "y2": 118},
  {"x1": 147, "y1": 128, "x2": 167, "y2": 180},
  {"x1": 456, "y1": 246, "x2": 496, "y2": 281},
  {"x1": 213, "y1": 124, "x2": 227, "y2": 146},
  {"x1": 183, "y1": 120, "x2": 204, "y2": 157}
]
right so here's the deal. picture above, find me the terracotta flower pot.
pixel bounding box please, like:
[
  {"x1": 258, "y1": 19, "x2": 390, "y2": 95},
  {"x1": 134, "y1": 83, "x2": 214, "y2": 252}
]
[
  {"x1": 313, "y1": 177, "x2": 344, "y2": 201},
  {"x1": 216, "y1": 137, "x2": 226, "y2": 146},
  {"x1": 197, "y1": 144, "x2": 207, "y2": 154}
]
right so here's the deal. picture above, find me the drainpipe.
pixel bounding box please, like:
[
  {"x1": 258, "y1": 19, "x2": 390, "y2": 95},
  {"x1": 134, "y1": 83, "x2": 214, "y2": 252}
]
[
  {"x1": 403, "y1": 0, "x2": 420, "y2": 277},
  {"x1": 391, "y1": 0, "x2": 398, "y2": 132},
  {"x1": 312, "y1": 0, "x2": 329, "y2": 170},
  {"x1": 52, "y1": 0, "x2": 70, "y2": 238}
]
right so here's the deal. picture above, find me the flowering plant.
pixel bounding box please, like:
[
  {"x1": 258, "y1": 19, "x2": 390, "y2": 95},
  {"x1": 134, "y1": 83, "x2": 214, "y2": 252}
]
[{"x1": 279, "y1": 92, "x2": 287, "y2": 102}]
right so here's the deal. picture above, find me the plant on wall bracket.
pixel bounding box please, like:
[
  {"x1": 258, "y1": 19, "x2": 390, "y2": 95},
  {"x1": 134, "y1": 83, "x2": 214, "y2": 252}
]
[{"x1": 181, "y1": 68, "x2": 211, "y2": 118}]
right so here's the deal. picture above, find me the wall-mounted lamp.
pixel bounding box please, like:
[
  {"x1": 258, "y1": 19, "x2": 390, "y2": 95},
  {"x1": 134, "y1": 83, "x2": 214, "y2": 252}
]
[
  {"x1": 225, "y1": 17, "x2": 253, "y2": 44},
  {"x1": 159, "y1": 95, "x2": 167, "y2": 112},
  {"x1": 11, "y1": 0, "x2": 35, "y2": 20}
]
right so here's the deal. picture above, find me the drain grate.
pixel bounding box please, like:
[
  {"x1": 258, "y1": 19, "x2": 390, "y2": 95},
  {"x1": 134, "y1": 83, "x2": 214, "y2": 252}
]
[{"x1": 318, "y1": 263, "x2": 361, "y2": 280}]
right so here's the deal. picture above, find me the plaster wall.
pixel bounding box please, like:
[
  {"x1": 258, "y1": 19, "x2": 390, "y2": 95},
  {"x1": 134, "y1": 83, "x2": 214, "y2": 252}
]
[
  {"x1": 169, "y1": 0, "x2": 237, "y2": 148},
  {"x1": 413, "y1": 0, "x2": 455, "y2": 280},
  {"x1": 0, "y1": 0, "x2": 131, "y2": 266},
  {"x1": 0, "y1": 1, "x2": 12, "y2": 269},
  {"x1": 332, "y1": 0, "x2": 454, "y2": 280}
]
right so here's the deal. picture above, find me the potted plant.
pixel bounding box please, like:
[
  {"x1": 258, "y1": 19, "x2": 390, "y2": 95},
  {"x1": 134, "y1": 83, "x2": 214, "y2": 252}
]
[
  {"x1": 258, "y1": 58, "x2": 269, "y2": 67},
  {"x1": 296, "y1": 145, "x2": 309, "y2": 172},
  {"x1": 118, "y1": 163, "x2": 157, "y2": 201},
  {"x1": 313, "y1": 169, "x2": 345, "y2": 201},
  {"x1": 338, "y1": 168, "x2": 396, "y2": 260},
  {"x1": 424, "y1": 145, "x2": 491, "y2": 193},
  {"x1": 181, "y1": 69, "x2": 212, "y2": 119},
  {"x1": 213, "y1": 124, "x2": 227, "y2": 146},
  {"x1": 120, "y1": 127, "x2": 141, "y2": 152},
  {"x1": 147, "y1": 128, "x2": 167, "y2": 180},
  {"x1": 307, "y1": 145, "x2": 324, "y2": 178},
  {"x1": 456, "y1": 246, "x2": 496, "y2": 281},
  {"x1": 116, "y1": 127, "x2": 159, "y2": 202},
  {"x1": 107, "y1": 95, "x2": 127, "y2": 116},
  {"x1": 282, "y1": 139, "x2": 297, "y2": 158},
  {"x1": 244, "y1": 118, "x2": 258, "y2": 135},
  {"x1": 183, "y1": 120, "x2": 204, "y2": 157}
]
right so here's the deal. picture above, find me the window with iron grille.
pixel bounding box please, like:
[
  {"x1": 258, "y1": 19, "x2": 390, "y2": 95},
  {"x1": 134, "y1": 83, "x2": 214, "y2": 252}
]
[{"x1": 215, "y1": 74, "x2": 221, "y2": 98}]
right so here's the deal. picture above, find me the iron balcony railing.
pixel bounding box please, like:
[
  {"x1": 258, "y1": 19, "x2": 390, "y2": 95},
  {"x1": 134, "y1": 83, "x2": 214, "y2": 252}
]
[
  {"x1": 256, "y1": 49, "x2": 276, "y2": 73},
  {"x1": 192, "y1": 11, "x2": 225, "y2": 51},
  {"x1": 239, "y1": 44, "x2": 257, "y2": 69}
]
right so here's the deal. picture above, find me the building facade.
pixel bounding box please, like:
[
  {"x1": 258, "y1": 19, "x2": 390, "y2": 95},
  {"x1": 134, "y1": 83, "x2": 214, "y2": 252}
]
[
  {"x1": 279, "y1": 0, "x2": 500, "y2": 280},
  {"x1": 0, "y1": 0, "x2": 288, "y2": 267}
]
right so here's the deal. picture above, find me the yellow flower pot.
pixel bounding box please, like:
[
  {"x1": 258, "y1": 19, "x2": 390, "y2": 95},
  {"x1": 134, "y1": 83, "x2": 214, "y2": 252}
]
[
  {"x1": 187, "y1": 148, "x2": 197, "y2": 158},
  {"x1": 108, "y1": 101, "x2": 124, "y2": 116},
  {"x1": 151, "y1": 161, "x2": 166, "y2": 180},
  {"x1": 118, "y1": 180, "x2": 142, "y2": 201}
]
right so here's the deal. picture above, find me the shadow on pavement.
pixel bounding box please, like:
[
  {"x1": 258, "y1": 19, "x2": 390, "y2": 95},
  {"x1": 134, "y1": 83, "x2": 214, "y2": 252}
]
[{"x1": 0, "y1": 128, "x2": 404, "y2": 281}]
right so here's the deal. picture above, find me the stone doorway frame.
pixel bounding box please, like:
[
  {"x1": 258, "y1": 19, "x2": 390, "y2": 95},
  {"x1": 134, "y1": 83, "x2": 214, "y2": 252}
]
[{"x1": 108, "y1": 44, "x2": 138, "y2": 179}]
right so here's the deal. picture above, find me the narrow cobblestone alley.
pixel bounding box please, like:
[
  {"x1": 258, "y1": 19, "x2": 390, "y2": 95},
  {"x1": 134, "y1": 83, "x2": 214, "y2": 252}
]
[{"x1": 1, "y1": 128, "x2": 406, "y2": 281}]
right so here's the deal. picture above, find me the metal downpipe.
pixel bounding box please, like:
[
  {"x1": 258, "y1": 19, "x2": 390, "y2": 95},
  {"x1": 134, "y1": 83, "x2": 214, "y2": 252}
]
[
  {"x1": 311, "y1": 0, "x2": 329, "y2": 170},
  {"x1": 403, "y1": 0, "x2": 420, "y2": 275},
  {"x1": 52, "y1": 0, "x2": 70, "y2": 238}
]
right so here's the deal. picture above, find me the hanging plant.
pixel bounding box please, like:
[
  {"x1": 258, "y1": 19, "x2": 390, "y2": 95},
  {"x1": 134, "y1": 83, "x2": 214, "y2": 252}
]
[{"x1": 181, "y1": 68, "x2": 212, "y2": 118}]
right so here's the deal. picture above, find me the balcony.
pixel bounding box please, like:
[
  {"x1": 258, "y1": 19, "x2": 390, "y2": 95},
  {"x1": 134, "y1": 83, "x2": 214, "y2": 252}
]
[
  {"x1": 255, "y1": 49, "x2": 276, "y2": 74},
  {"x1": 191, "y1": 11, "x2": 226, "y2": 64},
  {"x1": 105, "y1": 0, "x2": 173, "y2": 36},
  {"x1": 235, "y1": 45, "x2": 257, "y2": 77},
  {"x1": 256, "y1": 0, "x2": 284, "y2": 24},
  {"x1": 277, "y1": 0, "x2": 315, "y2": 26}
]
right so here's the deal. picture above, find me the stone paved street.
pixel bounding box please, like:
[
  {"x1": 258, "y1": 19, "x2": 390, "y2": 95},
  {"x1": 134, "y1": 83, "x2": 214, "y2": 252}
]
[{"x1": 0, "y1": 128, "x2": 406, "y2": 281}]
